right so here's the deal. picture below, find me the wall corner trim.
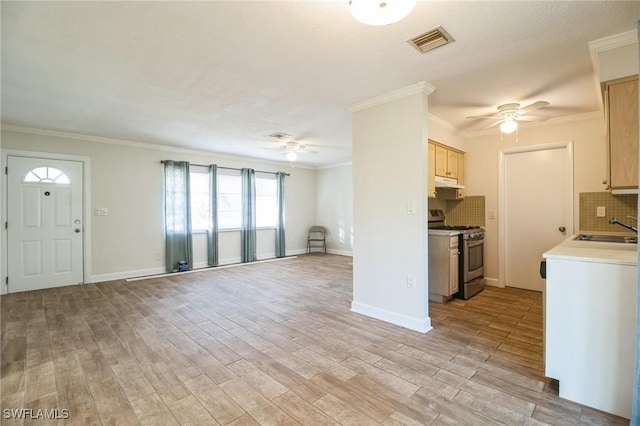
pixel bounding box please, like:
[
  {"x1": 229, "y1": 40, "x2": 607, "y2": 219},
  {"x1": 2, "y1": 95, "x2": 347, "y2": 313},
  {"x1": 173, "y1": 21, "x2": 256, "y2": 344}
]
[
  {"x1": 350, "y1": 301, "x2": 432, "y2": 333},
  {"x1": 348, "y1": 81, "x2": 436, "y2": 113}
]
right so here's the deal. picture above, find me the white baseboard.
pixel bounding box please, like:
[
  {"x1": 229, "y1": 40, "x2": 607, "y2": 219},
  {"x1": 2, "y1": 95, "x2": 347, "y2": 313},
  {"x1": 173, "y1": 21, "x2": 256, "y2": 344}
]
[
  {"x1": 90, "y1": 267, "x2": 165, "y2": 283},
  {"x1": 484, "y1": 277, "x2": 501, "y2": 287},
  {"x1": 286, "y1": 249, "x2": 307, "y2": 256},
  {"x1": 350, "y1": 301, "x2": 432, "y2": 333},
  {"x1": 327, "y1": 249, "x2": 353, "y2": 257}
]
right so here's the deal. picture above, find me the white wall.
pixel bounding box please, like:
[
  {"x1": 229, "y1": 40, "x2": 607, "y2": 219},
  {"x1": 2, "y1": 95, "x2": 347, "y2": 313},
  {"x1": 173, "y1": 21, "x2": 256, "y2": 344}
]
[
  {"x1": 463, "y1": 115, "x2": 607, "y2": 283},
  {"x1": 351, "y1": 84, "x2": 431, "y2": 333},
  {"x1": 428, "y1": 115, "x2": 467, "y2": 152},
  {"x1": 1, "y1": 128, "x2": 317, "y2": 289},
  {"x1": 316, "y1": 164, "x2": 353, "y2": 256}
]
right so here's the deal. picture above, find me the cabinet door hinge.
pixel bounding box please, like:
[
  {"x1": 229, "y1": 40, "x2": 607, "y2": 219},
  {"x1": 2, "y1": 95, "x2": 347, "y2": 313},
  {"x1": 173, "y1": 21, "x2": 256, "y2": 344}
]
[
  {"x1": 4, "y1": 166, "x2": 7, "y2": 175},
  {"x1": 4, "y1": 222, "x2": 7, "y2": 230},
  {"x1": 5, "y1": 277, "x2": 8, "y2": 286}
]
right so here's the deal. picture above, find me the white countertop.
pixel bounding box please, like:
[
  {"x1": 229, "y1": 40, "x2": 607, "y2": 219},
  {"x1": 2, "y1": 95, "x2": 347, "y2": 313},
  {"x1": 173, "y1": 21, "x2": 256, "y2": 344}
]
[
  {"x1": 543, "y1": 232, "x2": 638, "y2": 266},
  {"x1": 428, "y1": 229, "x2": 462, "y2": 236}
]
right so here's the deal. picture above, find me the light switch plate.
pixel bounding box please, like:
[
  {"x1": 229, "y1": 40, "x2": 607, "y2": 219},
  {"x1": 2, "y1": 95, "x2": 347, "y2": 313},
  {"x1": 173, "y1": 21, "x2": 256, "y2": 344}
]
[
  {"x1": 94, "y1": 208, "x2": 109, "y2": 216},
  {"x1": 596, "y1": 206, "x2": 605, "y2": 217},
  {"x1": 407, "y1": 201, "x2": 415, "y2": 215}
]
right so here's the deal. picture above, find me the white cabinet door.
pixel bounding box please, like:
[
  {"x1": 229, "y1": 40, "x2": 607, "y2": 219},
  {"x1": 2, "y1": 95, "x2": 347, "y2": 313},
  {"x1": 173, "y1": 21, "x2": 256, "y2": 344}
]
[{"x1": 449, "y1": 249, "x2": 459, "y2": 294}]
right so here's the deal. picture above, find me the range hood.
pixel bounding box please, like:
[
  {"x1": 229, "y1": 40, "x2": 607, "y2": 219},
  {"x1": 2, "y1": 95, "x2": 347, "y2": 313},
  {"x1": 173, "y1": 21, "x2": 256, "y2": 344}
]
[{"x1": 434, "y1": 176, "x2": 465, "y2": 189}]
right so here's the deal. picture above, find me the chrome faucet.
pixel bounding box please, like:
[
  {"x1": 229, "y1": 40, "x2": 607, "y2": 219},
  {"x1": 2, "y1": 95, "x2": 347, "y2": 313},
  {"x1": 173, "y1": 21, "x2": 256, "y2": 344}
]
[{"x1": 609, "y1": 216, "x2": 638, "y2": 233}]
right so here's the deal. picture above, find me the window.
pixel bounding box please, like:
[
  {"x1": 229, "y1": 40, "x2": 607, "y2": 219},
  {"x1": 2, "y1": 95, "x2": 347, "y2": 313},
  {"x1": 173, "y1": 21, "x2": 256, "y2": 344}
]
[
  {"x1": 24, "y1": 167, "x2": 70, "y2": 184},
  {"x1": 256, "y1": 177, "x2": 277, "y2": 227},
  {"x1": 188, "y1": 170, "x2": 279, "y2": 231},
  {"x1": 217, "y1": 173, "x2": 241, "y2": 229},
  {"x1": 190, "y1": 171, "x2": 210, "y2": 232}
]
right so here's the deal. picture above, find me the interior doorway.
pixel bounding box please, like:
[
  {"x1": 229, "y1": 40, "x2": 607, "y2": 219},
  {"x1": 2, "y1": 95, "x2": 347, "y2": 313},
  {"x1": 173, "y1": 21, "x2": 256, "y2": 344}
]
[
  {"x1": 6, "y1": 154, "x2": 87, "y2": 293},
  {"x1": 499, "y1": 142, "x2": 574, "y2": 291}
]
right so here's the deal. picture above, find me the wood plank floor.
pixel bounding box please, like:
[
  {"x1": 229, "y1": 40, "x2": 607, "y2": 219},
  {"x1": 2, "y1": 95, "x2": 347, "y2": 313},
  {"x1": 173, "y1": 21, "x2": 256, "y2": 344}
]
[{"x1": 1, "y1": 254, "x2": 630, "y2": 425}]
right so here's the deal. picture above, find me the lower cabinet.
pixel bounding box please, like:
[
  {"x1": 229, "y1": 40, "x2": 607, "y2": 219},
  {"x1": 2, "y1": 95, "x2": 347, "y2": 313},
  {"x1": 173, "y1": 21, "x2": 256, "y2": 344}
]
[
  {"x1": 545, "y1": 257, "x2": 636, "y2": 418},
  {"x1": 428, "y1": 234, "x2": 459, "y2": 303}
]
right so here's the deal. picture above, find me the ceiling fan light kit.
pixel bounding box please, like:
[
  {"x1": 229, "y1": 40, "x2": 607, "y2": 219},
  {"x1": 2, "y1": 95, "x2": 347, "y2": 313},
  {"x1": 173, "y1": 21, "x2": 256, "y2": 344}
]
[
  {"x1": 349, "y1": 0, "x2": 416, "y2": 26},
  {"x1": 286, "y1": 151, "x2": 298, "y2": 162},
  {"x1": 500, "y1": 119, "x2": 518, "y2": 134},
  {"x1": 466, "y1": 101, "x2": 550, "y2": 138}
]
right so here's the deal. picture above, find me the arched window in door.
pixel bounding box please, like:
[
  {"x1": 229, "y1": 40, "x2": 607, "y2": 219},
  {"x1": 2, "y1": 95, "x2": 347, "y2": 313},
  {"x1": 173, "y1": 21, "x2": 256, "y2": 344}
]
[{"x1": 23, "y1": 167, "x2": 70, "y2": 184}]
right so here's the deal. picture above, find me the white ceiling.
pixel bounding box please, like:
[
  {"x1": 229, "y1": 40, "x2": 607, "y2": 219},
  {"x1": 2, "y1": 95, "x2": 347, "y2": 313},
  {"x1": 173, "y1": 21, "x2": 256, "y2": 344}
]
[{"x1": 2, "y1": 1, "x2": 639, "y2": 167}]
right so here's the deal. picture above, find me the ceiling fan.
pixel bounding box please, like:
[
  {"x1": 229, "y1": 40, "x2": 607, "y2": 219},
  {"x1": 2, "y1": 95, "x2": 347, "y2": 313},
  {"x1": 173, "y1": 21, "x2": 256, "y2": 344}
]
[
  {"x1": 264, "y1": 140, "x2": 318, "y2": 162},
  {"x1": 466, "y1": 101, "x2": 550, "y2": 133}
]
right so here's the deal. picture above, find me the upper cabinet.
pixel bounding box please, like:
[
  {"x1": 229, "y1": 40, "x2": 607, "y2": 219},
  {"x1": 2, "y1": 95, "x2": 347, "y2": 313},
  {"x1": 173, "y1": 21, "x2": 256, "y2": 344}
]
[
  {"x1": 606, "y1": 76, "x2": 638, "y2": 192},
  {"x1": 434, "y1": 144, "x2": 459, "y2": 179},
  {"x1": 428, "y1": 143, "x2": 436, "y2": 198},
  {"x1": 428, "y1": 140, "x2": 465, "y2": 199}
]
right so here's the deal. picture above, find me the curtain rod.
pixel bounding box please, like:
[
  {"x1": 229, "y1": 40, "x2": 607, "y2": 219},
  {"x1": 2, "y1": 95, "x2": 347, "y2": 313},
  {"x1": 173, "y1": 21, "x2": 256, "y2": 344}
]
[{"x1": 160, "y1": 161, "x2": 290, "y2": 176}]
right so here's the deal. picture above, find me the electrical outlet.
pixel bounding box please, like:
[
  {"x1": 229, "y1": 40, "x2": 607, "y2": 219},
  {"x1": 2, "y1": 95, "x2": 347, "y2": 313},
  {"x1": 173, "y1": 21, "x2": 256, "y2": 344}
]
[
  {"x1": 407, "y1": 274, "x2": 416, "y2": 289},
  {"x1": 596, "y1": 206, "x2": 606, "y2": 217},
  {"x1": 155, "y1": 252, "x2": 161, "y2": 260}
]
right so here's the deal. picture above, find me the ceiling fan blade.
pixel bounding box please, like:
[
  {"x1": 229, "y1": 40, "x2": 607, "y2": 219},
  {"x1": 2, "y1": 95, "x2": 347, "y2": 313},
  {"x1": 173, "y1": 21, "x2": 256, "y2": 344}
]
[
  {"x1": 519, "y1": 101, "x2": 549, "y2": 114},
  {"x1": 263, "y1": 146, "x2": 284, "y2": 150},
  {"x1": 517, "y1": 115, "x2": 549, "y2": 122},
  {"x1": 482, "y1": 121, "x2": 503, "y2": 130},
  {"x1": 466, "y1": 114, "x2": 502, "y2": 119},
  {"x1": 297, "y1": 149, "x2": 318, "y2": 154}
]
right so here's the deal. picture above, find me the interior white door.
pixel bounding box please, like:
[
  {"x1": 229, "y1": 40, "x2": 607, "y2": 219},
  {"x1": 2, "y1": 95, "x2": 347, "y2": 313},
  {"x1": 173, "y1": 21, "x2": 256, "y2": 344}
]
[
  {"x1": 504, "y1": 145, "x2": 572, "y2": 291},
  {"x1": 7, "y1": 156, "x2": 84, "y2": 292}
]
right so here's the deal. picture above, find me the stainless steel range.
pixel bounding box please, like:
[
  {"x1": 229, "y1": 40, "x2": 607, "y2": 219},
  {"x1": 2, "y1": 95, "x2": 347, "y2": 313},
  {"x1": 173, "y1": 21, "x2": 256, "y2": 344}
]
[{"x1": 428, "y1": 210, "x2": 485, "y2": 300}]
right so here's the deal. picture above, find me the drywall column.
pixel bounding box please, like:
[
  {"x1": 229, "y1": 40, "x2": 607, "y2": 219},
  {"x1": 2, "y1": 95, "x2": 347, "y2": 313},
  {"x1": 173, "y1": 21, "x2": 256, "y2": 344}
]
[{"x1": 349, "y1": 82, "x2": 434, "y2": 333}]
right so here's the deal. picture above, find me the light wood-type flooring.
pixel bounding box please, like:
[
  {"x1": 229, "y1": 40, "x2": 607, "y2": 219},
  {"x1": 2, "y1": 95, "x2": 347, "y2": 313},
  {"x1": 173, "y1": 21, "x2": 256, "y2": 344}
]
[{"x1": 0, "y1": 254, "x2": 630, "y2": 425}]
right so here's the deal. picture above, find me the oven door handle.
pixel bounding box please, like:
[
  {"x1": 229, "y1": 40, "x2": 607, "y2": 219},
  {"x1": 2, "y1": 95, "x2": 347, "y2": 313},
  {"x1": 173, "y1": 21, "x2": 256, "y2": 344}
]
[{"x1": 465, "y1": 239, "x2": 484, "y2": 248}]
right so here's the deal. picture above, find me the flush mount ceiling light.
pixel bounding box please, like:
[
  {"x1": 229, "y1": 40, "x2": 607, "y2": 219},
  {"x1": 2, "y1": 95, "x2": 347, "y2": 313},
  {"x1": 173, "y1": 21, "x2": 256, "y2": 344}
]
[{"x1": 349, "y1": 0, "x2": 416, "y2": 26}]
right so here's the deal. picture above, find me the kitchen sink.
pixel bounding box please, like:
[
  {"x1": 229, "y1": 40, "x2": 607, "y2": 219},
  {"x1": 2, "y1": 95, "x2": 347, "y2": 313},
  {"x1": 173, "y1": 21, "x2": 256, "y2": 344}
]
[{"x1": 574, "y1": 234, "x2": 637, "y2": 244}]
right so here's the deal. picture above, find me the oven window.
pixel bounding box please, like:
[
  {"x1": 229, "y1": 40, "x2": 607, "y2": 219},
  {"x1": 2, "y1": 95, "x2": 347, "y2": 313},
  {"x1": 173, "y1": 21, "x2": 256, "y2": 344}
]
[{"x1": 468, "y1": 242, "x2": 483, "y2": 271}]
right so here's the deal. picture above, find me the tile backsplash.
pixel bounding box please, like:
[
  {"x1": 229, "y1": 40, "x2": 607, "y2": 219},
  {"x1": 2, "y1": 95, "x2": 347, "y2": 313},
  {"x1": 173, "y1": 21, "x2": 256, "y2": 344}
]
[
  {"x1": 428, "y1": 196, "x2": 485, "y2": 226},
  {"x1": 579, "y1": 192, "x2": 638, "y2": 232}
]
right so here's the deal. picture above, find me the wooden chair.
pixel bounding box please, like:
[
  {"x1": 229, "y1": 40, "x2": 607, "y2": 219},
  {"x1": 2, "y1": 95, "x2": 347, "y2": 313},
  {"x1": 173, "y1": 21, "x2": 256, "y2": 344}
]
[{"x1": 306, "y1": 226, "x2": 326, "y2": 254}]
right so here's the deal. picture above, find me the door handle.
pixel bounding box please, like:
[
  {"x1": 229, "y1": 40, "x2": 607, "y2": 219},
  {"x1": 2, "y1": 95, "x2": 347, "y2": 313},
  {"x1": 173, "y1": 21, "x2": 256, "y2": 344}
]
[
  {"x1": 74, "y1": 228, "x2": 81, "y2": 233},
  {"x1": 558, "y1": 226, "x2": 566, "y2": 233}
]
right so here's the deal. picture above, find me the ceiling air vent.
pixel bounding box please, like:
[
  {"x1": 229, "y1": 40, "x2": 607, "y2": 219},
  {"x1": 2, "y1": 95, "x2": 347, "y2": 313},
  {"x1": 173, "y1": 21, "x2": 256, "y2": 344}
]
[
  {"x1": 408, "y1": 26, "x2": 454, "y2": 54},
  {"x1": 269, "y1": 132, "x2": 292, "y2": 140}
]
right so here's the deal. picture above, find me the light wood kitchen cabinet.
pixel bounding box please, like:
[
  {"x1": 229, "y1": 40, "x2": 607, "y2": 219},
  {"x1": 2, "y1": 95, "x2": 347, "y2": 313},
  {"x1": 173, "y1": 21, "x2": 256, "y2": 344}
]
[
  {"x1": 428, "y1": 140, "x2": 465, "y2": 198},
  {"x1": 428, "y1": 143, "x2": 436, "y2": 198},
  {"x1": 606, "y1": 75, "x2": 638, "y2": 191},
  {"x1": 427, "y1": 139, "x2": 464, "y2": 200},
  {"x1": 434, "y1": 143, "x2": 460, "y2": 179}
]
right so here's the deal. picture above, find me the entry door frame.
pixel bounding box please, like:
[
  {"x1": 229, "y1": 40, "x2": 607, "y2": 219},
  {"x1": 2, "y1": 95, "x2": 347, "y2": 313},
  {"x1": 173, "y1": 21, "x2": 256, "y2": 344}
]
[
  {"x1": 2, "y1": 149, "x2": 92, "y2": 295},
  {"x1": 498, "y1": 140, "x2": 574, "y2": 288}
]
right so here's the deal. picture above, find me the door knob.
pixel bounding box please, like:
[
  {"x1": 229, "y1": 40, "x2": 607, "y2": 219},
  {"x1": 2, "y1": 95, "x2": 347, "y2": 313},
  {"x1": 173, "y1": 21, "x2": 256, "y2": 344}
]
[
  {"x1": 558, "y1": 226, "x2": 566, "y2": 233},
  {"x1": 74, "y1": 228, "x2": 81, "y2": 233}
]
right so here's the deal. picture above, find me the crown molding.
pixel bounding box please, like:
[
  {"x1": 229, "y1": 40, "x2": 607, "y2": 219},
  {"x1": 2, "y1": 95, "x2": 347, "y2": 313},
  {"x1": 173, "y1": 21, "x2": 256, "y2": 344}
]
[
  {"x1": 588, "y1": 29, "x2": 638, "y2": 92},
  {"x1": 588, "y1": 30, "x2": 638, "y2": 112},
  {"x1": 317, "y1": 161, "x2": 353, "y2": 170},
  {"x1": 460, "y1": 111, "x2": 604, "y2": 139},
  {"x1": 588, "y1": 29, "x2": 638, "y2": 55},
  {"x1": 0, "y1": 123, "x2": 318, "y2": 171},
  {"x1": 348, "y1": 81, "x2": 436, "y2": 112}
]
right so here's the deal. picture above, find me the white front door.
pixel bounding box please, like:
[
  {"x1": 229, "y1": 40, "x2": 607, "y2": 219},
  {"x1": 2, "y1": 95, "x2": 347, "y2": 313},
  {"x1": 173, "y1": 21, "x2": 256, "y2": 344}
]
[
  {"x1": 502, "y1": 143, "x2": 573, "y2": 291},
  {"x1": 7, "y1": 156, "x2": 84, "y2": 292}
]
